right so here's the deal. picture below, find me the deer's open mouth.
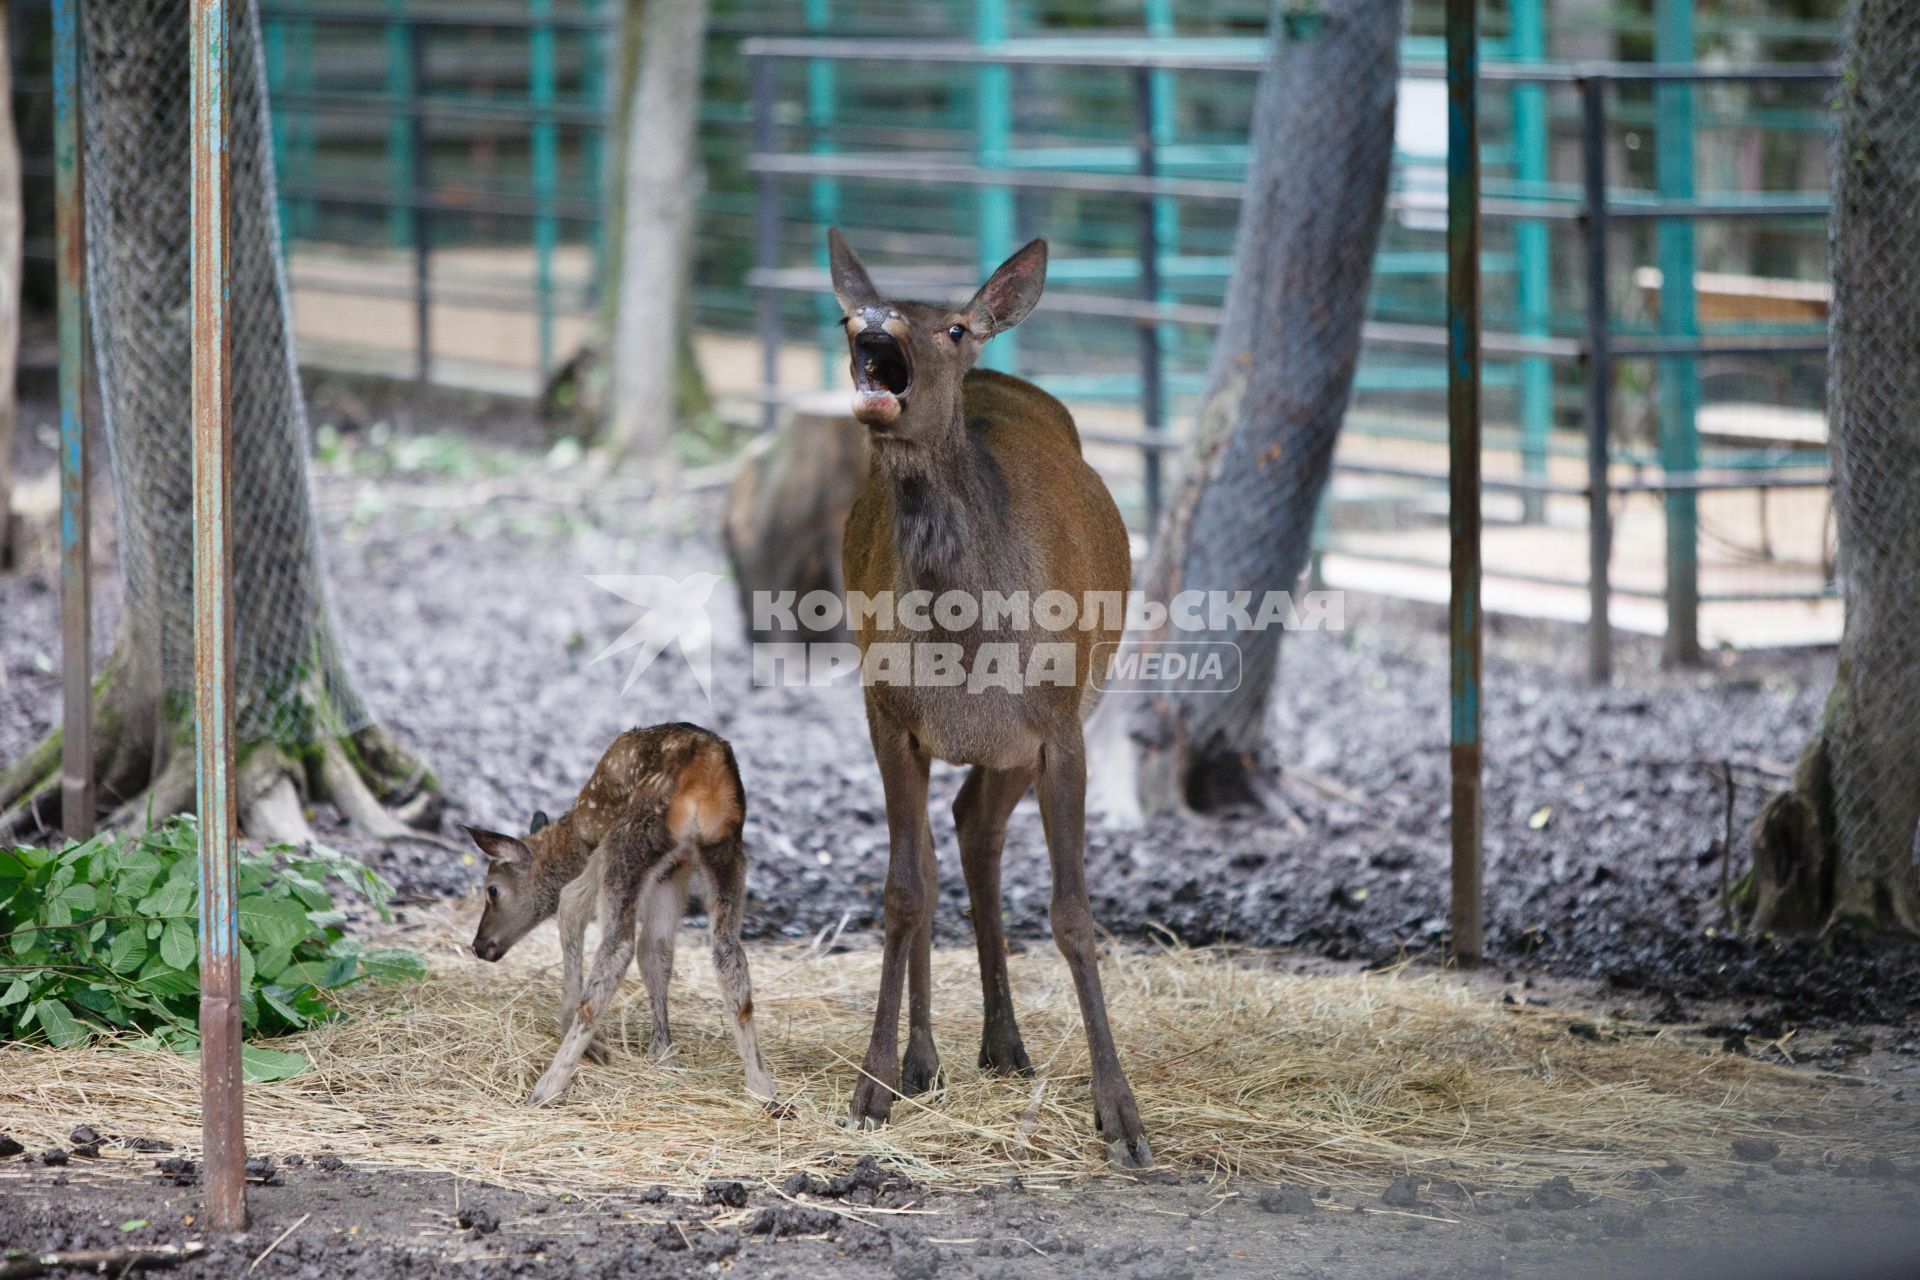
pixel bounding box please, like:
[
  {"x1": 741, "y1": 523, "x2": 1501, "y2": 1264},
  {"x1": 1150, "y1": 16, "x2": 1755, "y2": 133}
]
[{"x1": 850, "y1": 330, "x2": 911, "y2": 427}]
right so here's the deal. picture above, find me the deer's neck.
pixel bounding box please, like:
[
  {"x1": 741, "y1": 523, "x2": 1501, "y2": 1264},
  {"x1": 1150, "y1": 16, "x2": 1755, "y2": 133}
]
[
  {"x1": 876, "y1": 410, "x2": 1010, "y2": 592},
  {"x1": 528, "y1": 817, "x2": 596, "y2": 902}
]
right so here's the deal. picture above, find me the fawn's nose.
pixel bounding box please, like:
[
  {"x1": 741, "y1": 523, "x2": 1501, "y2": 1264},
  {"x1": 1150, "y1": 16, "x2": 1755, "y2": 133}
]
[{"x1": 473, "y1": 939, "x2": 501, "y2": 962}]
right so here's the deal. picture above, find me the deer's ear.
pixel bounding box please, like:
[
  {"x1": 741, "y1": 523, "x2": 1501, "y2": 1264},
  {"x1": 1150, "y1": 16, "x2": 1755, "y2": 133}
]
[
  {"x1": 463, "y1": 826, "x2": 532, "y2": 868},
  {"x1": 827, "y1": 227, "x2": 881, "y2": 314},
  {"x1": 965, "y1": 238, "x2": 1048, "y2": 336},
  {"x1": 528, "y1": 810, "x2": 551, "y2": 834}
]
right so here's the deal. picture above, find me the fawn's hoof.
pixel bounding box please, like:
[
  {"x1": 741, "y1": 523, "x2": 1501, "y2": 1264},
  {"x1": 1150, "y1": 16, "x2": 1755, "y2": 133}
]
[
  {"x1": 762, "y1": 1098, "x2": 795, "y2": 1120},
  {"x1": 582, "y1": 1038, "x2": 611, "y2": 1066},
  {"x1": 525, "y1": 1074, "x2": 569, "y2": 1108},
  {"x1": 1107, "y1": 1133, "x2": 1155, "y2": 1171},
  {"x1": 646, "y1": 1036, "x2": 678, "y2": 1065}
]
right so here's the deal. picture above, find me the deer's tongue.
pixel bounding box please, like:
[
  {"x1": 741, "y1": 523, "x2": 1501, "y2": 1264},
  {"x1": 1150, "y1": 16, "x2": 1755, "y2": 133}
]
[{"x1": 852, "y1": 387, "x2": 902, "y2": 427}]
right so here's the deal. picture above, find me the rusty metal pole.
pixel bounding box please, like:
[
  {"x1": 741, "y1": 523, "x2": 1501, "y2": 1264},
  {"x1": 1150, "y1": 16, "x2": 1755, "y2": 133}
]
[
  {"x1": 1445, "y1": 0, "x2": 1484, "y2": 965},
  {"x1": 52, "y1": 0, "x2": 93, "y2": 841},
  {"x1": 190, "y1": 0, "x2": 246, "y2": 1233}
]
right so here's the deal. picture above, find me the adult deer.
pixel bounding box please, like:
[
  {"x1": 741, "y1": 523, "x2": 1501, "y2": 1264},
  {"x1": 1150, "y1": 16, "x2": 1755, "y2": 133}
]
[{"x1": 829, "y1": 229, "x2": 1151, "y2": 1167}]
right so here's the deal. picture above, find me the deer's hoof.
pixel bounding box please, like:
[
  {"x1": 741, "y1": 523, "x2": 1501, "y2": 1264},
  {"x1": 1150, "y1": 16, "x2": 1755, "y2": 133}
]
[
  {"x1": 762, "y1": 1097, "x2": 795, "y2": 1120},
  {"x1": 846, "y1": 1077, "x2": 896, "y2": 1129},
  {"x1": 901, "y1": 1042, "x2": 942, "y2": 1097},
  {"x1": 583, "y1": 1038, "x2": 612, "y2": 1066},
  {"x1": 977, "y1": 1036, "x2": 1032, "y2": 1077},
  {"x1": 1107, "y1": 1133, "x2": 1154, "y2": 1171},
  {"x1": 646, "y1": 1037, "x2": 678, "y2": 1065}
]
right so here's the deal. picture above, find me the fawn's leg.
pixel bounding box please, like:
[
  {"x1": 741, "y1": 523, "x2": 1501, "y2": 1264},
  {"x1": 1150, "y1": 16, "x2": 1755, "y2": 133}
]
[
  {"x1": 849, "y1": 706, "x2": 932, "y2": 1127},
  {"x1": 1036, "y1": 730, "x2": 1152, "y2": 1169},
  {"x1": 704, "y1": 837, "x2": 777, "y2": 1102},
  {"x1": 555, "y1": 850, "x2": 609, "y2": 1064},
  {"x1": 528, "y1": 819, "x2": 663, "y2": 1107},
  {"x1": 954, "y1": 764, "x2": 1036, "y2": 1074},
  {"x1": 900, "y1": 807, "x2": 941, "y2": 1096},
  {"x1": 637, "y1": 857, "x2": 689, "y2": 1062}
]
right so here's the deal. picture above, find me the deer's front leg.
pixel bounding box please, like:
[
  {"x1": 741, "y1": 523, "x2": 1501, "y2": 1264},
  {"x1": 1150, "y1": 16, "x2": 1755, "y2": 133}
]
[
  {"x1": 849, "y1": 710, "x2": 932, "y2": 1127},
  {"x1": 554, "y1": 854, "x2": 609, "y2": 1065},
  {"x1": 1036, "y1": 731, "x2": 1152, "y2": 1169},
  {"x1": 529, "y1": 870, "x2": 641, "y2": 1107}
]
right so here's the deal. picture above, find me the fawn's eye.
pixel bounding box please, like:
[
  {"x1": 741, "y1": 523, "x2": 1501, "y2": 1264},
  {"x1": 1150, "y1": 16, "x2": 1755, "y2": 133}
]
[
  {"x1": 486, "y1": 884, "x2": 499, "y2": 902},
  {"x1": 948, "y1": 325, "x2": 966, "y2": 342}
]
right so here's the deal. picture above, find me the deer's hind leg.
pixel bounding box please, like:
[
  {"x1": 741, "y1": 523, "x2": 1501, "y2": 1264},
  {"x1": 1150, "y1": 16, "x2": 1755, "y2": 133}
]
[
  {"x1": 954, "y1": 764, "x2": 1035, "y2": 1074},
  {"x1": 637, "y1": 857, "x2": 692, "y2": 1062},
  {"x1": 703, "y1": 835, "x2": 777, "y2": 1103},
  {"x1": 555, "y1": 849, "x2": 611, "y2": 1065},
  {"x1": 527, "y1": 811, "x2": 666, "y2": 1107}
]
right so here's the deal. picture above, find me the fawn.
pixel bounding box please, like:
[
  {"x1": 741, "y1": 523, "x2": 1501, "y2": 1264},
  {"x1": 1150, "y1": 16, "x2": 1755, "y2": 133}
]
[
  {"x1": 828, "y1": 229, "x2": 1151, "y2": 1167},
  {"x1": 466, "y1": 723, "x2": 776, "y2": 1106}
]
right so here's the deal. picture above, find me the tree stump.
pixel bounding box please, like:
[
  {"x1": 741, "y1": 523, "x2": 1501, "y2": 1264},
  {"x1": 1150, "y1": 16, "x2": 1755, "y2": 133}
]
[{"x1": 724, "y1": 394, "x2": 869, "y2": 647}]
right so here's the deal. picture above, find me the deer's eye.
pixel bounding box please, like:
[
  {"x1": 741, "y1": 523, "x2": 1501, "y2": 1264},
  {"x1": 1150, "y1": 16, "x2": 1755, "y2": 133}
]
[
  {"x1": 486, "y1": 884, "x2": 499, "y2": 903},
  {"x1": 948, "y1": 325, "x2": 966, "y2": 343}
]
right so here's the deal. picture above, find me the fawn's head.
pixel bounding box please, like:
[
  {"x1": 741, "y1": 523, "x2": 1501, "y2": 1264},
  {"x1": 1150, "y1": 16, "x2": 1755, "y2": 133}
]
[
  {"x1": 828, "y1": 229, "x2": 1048, "y2": 441},
  {"x1": 465, "y1": 811, "x2": 555, "y2": 962}
]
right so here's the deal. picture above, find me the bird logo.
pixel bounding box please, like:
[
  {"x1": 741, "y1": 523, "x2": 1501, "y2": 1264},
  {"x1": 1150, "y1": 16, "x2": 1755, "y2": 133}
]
[{"x1": 584, "y1": 571, "x2": 721, "y2": 702}]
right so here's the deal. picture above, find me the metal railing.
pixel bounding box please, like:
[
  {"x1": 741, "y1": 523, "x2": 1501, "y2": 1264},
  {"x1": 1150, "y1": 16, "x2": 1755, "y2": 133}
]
[{"x1": 743, "y1": 36, "x2": 1838, "y2": 678}]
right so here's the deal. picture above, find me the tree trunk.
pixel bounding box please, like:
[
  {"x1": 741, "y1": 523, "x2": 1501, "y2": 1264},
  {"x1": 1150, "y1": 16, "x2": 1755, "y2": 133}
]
[
  {"x1": 0, "y1": 0, "x2": 435, "y2": 843},
  {"x1": 605, "y1": 0, "x2": 711, "y2": 465},
  {"x1": 0, "y1": 2, "x2": 19, "y2": 569},
  {"x1": 540, "y1": 0, "x2": 710, "y2": 433},
  {"x1": 1091, "y1": 0, "x2": 1403, "y2": 819},
  {"x1": 1746, "y1": 0, "x2": 1920, "y2": 935}
]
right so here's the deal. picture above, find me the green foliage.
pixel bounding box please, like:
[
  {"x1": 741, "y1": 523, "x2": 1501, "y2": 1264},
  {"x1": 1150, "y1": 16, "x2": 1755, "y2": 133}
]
[{"x1": 0, "y1": 817, "x2": 424, "y2": 1080}]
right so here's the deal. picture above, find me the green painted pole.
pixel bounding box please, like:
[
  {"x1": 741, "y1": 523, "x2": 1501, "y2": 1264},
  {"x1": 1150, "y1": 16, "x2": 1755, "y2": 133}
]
[
  {"x1": 386, "y1": 0, "x2": 414, "y2": 249},
  {"x1": 1144, "y1": 0, "x2": 1177, "y2": 424},
  {"x1": 263, "y1": 9, "x2": 290, "y2": 242},
  {"x1": 52, "y1": 0, "x2": 92, "y2": 842},
  {"x1": 975, "y1": 0, "x2": 1015, "y2": 373},
  {"x1": 807, "y1": 0, "x2": 840, "y2": 384},
  {"x1": 584, "y1": 1, "x2": 611, "y2": 305},
  {"x1": 190, "y1": 0, "x2": 247, "y2": 1232},
  {"x1": 531, "y1": 0, "x2": 558, "y2": 376},
  {"x1": 1510, "y1": 0, "x2": 1551, "y2": 522},
  {"x1": 1655, "y1": 0, "x2": 1700, "y2": 664}
]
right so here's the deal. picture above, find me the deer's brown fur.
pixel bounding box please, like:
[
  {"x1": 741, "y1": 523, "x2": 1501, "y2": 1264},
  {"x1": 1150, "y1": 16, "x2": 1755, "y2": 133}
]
[
  {"x1": 466, "y1": 723, "x2": 774, "y2": 1105},
  {"x1": 829, "y1": 230, "x2": 1150, "y2": 1166}
]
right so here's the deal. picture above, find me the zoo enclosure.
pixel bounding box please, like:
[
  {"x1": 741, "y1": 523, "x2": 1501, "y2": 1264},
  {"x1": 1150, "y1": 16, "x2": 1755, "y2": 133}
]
[{"x1": 740, "y1": 31, "x2": 1839, "y2": 676}]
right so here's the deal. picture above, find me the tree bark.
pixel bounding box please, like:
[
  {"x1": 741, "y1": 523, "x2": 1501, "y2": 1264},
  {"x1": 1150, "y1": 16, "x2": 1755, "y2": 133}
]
[
  {"x1": 1092, "y1": 0, "x2": 1403, "y2": 819},
  {"x1": 1746, "y1": 0, "x2": 1920, "y2": 935},
  {"x1": 605, "y1": 0, "x2": 711, "y2": 465},
  {"x1": 0, "y1": 2, "x2": 20, "y2": 568},
  {"x1": 1, "y1": 0, "x2": 436, "y2": 843}
]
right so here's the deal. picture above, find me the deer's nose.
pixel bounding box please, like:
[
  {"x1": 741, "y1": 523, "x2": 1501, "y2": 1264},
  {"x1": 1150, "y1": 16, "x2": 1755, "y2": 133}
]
[{"x1": 473, "y1": 939, "x2": 501, "y2": 962}]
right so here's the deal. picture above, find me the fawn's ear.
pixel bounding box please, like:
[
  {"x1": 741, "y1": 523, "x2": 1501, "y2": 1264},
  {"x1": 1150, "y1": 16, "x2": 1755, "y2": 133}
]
[
  {"x1": 528, "y1": 810, "x2": 551, "y2": 834},
  {"x1": 463, "y1": 826, "x2": 532, "y2": 868},
  {"x1": 827, "y1": 227, "x2": 881, "y2": 315},
  {"x1": 964, "y1": 238, "x2": 1048, "y2": 336}
]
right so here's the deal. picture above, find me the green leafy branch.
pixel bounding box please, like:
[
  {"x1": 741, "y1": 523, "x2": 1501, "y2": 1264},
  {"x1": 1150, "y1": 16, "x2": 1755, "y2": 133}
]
[{"x1": 1, "y1": 817, "x2": 424, "y2": 1081}]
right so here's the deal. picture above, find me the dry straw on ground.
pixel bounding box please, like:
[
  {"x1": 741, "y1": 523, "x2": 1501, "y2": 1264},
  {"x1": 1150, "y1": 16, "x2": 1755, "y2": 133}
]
[{"x1": 0, "y1": 904, "x2": 1891, "y2": 1197}]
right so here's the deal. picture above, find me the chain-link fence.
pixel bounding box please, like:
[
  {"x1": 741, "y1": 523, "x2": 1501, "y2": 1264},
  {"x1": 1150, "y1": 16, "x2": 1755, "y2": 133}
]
[
  {"x1": 1820, "y1": 0, "x2": 1920, "y2": 907},
  {"x1": 82, "y1": 0, "x2": 367, "y2": 742}
]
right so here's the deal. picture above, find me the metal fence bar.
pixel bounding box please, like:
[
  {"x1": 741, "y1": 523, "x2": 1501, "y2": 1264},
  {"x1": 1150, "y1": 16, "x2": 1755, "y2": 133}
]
[
  {"x1": 530, "y1": 0, "x2": 558, "y2": 375},
  {"x1": 408, "y1": 21, "x2": 430, "y2": 382},
  {"x1": 190, "y1": 0, "x2": 246, "y2": 1235},
  {"x1": 1446, "y1": 0, "x2": 1484, "y2": 966},
  {"x1": 1655, "y1": 0, "x2": 1701, "y2": 665},
  {"x1": 1581, "y1": 75, "x2": 1614, "y2": 684},
  {"x1": 1132, "y1": 64, "x2": 1164, "y2": 529},
  {"x1": 52, "y1": 0, "x2": 91, "y2": 841},
  {"x1": 751, "y1": 52, "x2": 779, "y2": 435}
]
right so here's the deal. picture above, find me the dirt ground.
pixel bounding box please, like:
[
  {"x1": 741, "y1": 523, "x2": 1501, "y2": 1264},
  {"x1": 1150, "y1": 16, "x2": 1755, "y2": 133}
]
[{"x1": 6, "y1": 387, "x2": 1920, "y2": 1276}]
